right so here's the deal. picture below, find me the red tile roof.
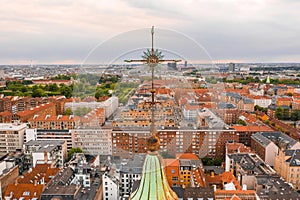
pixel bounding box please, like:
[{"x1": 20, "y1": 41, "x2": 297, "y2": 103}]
[
  {"x1": 0, "y1": 111, "x2": 13, "y2": 117},
  {"x1": 232, "y1": 125, "x2": 273, "y2": 132},
  {"x1": 163, "y1": 159, "x2": 179, "y2": 167},
  {"x1": 18, "y1": 164, "x2": 59, "y2": 184},
  {"x1": 226, "y1": 142, "x2": 254, "y2": 154},
  {"x1": 176, "y1": 153, "x2": 199, "y2": 160},
  {"x1": 192, "y1": 167, "x2": 206, "y2": 187},
  {"x1": 17, "y1": 102, "x2": 55, "y2": 117},
  {"x1": 4, "y1": 184, "x2": 44, "y2": 200}
]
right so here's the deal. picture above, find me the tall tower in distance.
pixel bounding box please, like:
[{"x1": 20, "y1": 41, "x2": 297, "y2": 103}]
[{"x1": 229, "y1": 62, "x2": 235, "y2": 72}]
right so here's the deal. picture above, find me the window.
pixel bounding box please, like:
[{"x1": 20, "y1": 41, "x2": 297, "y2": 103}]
[
  {"x1": 171, "y1": 169, "x2": 175, "y2": 174},
  {"x1": 172, "y1": 176, "x2": 178, "y2": 181}
]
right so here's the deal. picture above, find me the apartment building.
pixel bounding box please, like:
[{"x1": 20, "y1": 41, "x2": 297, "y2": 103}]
[
  {"x1": 71, "y1": 128, "x2": 112, "y2": 155},
  {"x1": 251, "y1": 132, "x2": 300, "y2": 166},
  {"x1": 274, "y1": 149, "x2": 300, "y2": 190},
  {"x1": 24, "y1": 140, "x2": 67, "y2": 168},
  {"x1": 112, "y1": 127, "x2": 237, "y2": 159},
  {"x1": 26, "y1": 128, "x2": 73, "y2": 150},
  {"x1": 0, "y1": 123, "x2": 27, "y2": 157},
  {"x1": 28, "y1": 114, "x2": 80, "y2": 130}
]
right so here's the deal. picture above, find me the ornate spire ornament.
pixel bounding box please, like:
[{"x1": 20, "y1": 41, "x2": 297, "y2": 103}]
[{"x1": 126, "y1": 26, "x2": 180, "y2": 200}]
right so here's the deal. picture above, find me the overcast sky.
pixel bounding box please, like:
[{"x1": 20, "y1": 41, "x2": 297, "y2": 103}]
[{"x1": 1, "y1": 0, "x2": 300, "y2": 64}]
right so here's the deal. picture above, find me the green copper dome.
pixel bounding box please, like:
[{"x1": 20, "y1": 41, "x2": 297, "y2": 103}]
[{"x1": 129, "y1": 151, "x2": 178, "y2": 200}]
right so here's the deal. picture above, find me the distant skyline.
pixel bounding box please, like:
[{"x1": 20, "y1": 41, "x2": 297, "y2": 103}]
[{"x1": 1, "y1": 0, "x2": 300, "y2": 64}]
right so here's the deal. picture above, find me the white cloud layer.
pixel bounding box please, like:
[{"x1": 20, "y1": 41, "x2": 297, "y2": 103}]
[{"x1": 0, "y1": 0, "x2": 300, "y2": 63}]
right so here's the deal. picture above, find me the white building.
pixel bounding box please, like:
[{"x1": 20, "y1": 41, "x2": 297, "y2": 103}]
[
  {"x1": 252, "y1": 96, "x2": 272, "y2": 108},
  {"x1": 249, "y1": 88, "x2": 264, "y2": 96},
  {"x1": 24, "y1": 140, "x2": 67, "y2": 168},
  {"x1": 119, "y1": 154, "x2": 145, "y2": 199},
  {"x1": 65, "y1": 96, "x2": 119, "y2": 119},
  {"x1": 71, "y1": 128, "x2": 112, "y2": 155},
  {"x1": 69, "y1": 153, "x2": 92, "y2": 188},
  {"x1": 0, "y1": 123, "x2": 27, "y2": 157},
  {"x1": 102, "y1": 166, "x2": 119, "y2": 200},
  {"x1": 25, "y1": 128, "x2": 72, "y2": 150}
]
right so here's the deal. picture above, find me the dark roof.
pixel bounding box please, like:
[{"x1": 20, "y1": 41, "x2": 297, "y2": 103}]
[
  {"x1": 228, "y1": 153, "x2": 271, "y2": 175},
  {"x1": 218, "y1": 102, "x2": 236, "y2": 109},
  {"x1": 171, "y1": 187, "x2": 184, "y2": 198},
  {"x1": 184, "y1": 187, "x2": 214, "y2": 199},
  {"x1": 284, "y1": 149, "x2": 300, "y2": 167},
  {"x1": 256, "y1": 174, "x2": 300, "y2": 199}
]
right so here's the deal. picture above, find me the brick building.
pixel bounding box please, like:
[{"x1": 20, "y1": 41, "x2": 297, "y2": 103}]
[
  {"x1": 163, "y1": 153, "x2": 201, "y2": 188},
  {"x1": 28, "y1": 114, "x2": 80, "y2": 130},
  {"x1": 251, "y1": 132, "x2": 300, "y2": 166},
  {"x1": 0, "y1": 97, "x2": 12, "y2": 112},
  {"x1": 15, "y1": 102, "x2": 56, "y2": 122},
  {"x1": 112, "y1": 127, "x2": 237, "y2": 159},
  {"x1": 232, "y1": 125, "x2": 274, "y2": 146}
]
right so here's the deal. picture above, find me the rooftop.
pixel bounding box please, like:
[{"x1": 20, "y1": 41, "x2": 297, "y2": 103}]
[
  {"x1": 232, "y1": 125, "x2": 273, "y2": 132},
  {"x1": 226, "y1": 142, "x2": 254, "y2": 154},
  {"x1": 252, "y1": 132, "x2": 298, "y2": 149},
  {"x1": 284, "y1": 149, "x2": 300, "y2": 167},
  {"x1": 255, "y1": 174, "x2": 300, "y2": 199},
  {"x1": 18, "y1": 164, "x2": 59, "y2": 184},
  {"x1": 0, "y1": 122, "x2": 27, "y2": 131},
  {"x1": 25, "y1": 140, "x2": 65, "y2": 153},
  {"x1": 4, "y1": 184, "x2": 44, "y2": 200},
  {"x1": 228, "y1": 153, "x2": 275, "y2": 175}
]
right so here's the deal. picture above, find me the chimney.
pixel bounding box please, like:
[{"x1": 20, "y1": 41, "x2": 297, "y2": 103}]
[
  {"x1": 44, "y1": 151, "x2": 48, "y2": 163},
  {"x1": 211, "y1": 171, "x2": 214, "y2": 177}
]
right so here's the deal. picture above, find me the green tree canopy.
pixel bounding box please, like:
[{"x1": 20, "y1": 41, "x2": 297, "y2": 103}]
[{"x1": 68, "y1": 147, "x2": 83, "y2": 161}]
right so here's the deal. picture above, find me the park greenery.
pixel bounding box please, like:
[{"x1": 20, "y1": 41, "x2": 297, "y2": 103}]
[
  {"x1": 0, "y1": 80, "x2": 73, "y2": 98},
  {"x1": 0, "y1": 73, "x2": 138, "y2": 103}
]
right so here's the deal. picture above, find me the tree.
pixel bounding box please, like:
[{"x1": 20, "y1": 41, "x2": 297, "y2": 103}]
[
  {"x1": 60, "y1": 85, "x2": 72, "y2": 98},
  {"x1": 32, "y1": 88, "x2": 46, "y2": 97},
  {"x1": 201, "y1": 157, "x2": 213, "y2": 166},
  {"x1": 21, "y1": 86, "x2": 28, "y2": 93},
  {"x1": 49, "y1": 83, "x2": 59, "y2": 92},
  {"x1": 64, "y1": 108, "x2": 73, "y2": 115},
  {"x1": 213, "y1": 157, "x2": 223, "y2": 166},
  {"x1": 291, "y1": 110, "x2": 300, "y2": 121},
  {"x1": 237, "y1": 119, "x2": 247, "y2": 126},
  {"x1": 275, "y1": 107, "x2": 283, "y2": 120},
  {"x1": 68, "y1": 147, "x2": 83, "y2": 161}
]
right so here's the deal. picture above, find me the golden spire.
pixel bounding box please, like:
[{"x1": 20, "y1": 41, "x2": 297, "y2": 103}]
[
  {"x1": 126, "y1": 27, "x2": 180, "y2": 199},
  {"x1": 125, "y1": 26, "x2": 181, "y2": 151}
]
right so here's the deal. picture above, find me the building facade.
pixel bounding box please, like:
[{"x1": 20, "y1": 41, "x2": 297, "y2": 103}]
[
  {"x1": 0, "y1": 123, "x2": 27, "y2": 157},
  {"x1": 71, "y1": 128, "x2": 112, "y2": 155}
]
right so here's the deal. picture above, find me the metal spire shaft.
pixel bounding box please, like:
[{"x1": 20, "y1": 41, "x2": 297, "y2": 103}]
[{"x1": 124, "y1": 26, "x2": 181, "y2": 137}]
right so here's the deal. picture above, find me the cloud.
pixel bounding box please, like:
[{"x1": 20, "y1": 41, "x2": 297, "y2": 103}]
[{"x1": 0, "y1": 0, "x2": 300, "y2": 63}]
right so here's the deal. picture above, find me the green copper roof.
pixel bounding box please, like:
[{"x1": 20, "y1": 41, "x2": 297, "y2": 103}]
[{"x1": 129, "y1": 151, "x2": 178, "y2": 200}]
